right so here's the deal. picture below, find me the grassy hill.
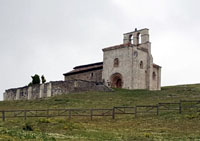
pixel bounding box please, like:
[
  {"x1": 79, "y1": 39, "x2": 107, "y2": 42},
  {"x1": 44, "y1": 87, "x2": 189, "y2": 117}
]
[{"x1": 0, "y1": 84, "x2": 200, "y2": 140}]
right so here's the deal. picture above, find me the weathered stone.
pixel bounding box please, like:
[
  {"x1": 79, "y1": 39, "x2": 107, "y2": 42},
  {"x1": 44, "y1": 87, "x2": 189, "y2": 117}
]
[
  {"x1": 47, "y1": 83, "x2": 52, "y2": 97},
  {"x1": 39, "y1": 84, "x2": 44, "y2": 98},
  {"x1": 4, "y1": 80, "x2": 111, "y2": 101},
  {"x1": 102, "y1": 28, "x2": 161, "y2": 90},
  {"x1": 16, "y1": 89, "x2": 20, "y2": 100},
  {"x1": 63, "y1": 28, "x2": 161, "y2": 90},
  {"x1": 28, "y1": 86, "x2": 32, "y2": 100},
  {"x1": 64, "y1": 62, "x2": 103, "y2": 83}
]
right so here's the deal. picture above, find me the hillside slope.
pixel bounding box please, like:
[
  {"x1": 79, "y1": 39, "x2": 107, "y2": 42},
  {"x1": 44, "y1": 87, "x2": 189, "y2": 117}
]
[
  {"x1": 0, "y1": 84, "x2": 200, "y2": 140},
  {"x1": 1, "y1": 84, "x2": 200, "y2": 110}
]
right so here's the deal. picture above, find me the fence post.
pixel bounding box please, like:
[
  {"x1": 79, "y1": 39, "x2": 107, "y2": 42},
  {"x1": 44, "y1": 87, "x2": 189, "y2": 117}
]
[
  {"x1": 90, "y1": 109, "x2": 93, "y2": 120},
  {"x1": 2, "y1": 111, "x2": 5, "y2": 121},
  {"x1": 179, "y1": 101, "x2": 182, "y2": 114},
  {"x1": 46, "y1": 109, "x2": 49, "y2": 118},
  {"x1": 135, "y1": 106, "x2": 137, "y2": 117},
  {"x1": 68, "y1": 109, "x2": 71, "y2": 120},
  {"x1": 112, "y1": 107, "x2": 115, "y2": 119},
  {"x1": 24, "y1": 110, "x2": 27, "y2": 120},
  {"x1": 156, "y1": 105, "x2": 159, "y2": 115}
]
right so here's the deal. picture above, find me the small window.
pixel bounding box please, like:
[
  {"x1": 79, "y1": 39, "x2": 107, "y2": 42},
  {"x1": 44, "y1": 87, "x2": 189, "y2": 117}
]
[
  {"x1": 140, "y1": 61, "x2": 143, "y2": 69},
  {"x1": 90, "y1": 73, "x2": 94, "y2": 78},
  {"x1": 114, "y1": 58, "x2": 119, "y2": 67},
  {"x1": 152, "y1": 72, "x2": 156, "y2": 80}
]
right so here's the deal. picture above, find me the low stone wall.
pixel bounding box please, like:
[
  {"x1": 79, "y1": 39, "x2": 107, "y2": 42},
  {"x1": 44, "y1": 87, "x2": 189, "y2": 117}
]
[{"x1": 3, "y1": 80, "x2": 112, "y2": 101}]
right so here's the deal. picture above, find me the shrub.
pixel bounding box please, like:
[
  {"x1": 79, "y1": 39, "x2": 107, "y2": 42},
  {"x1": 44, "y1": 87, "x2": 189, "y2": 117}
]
[
  {"x1": 22, "y1": 123, "x2": 33, "y2": 131},
  {"x1": 41, "y1": 75, "x2": 46, "y2": 84},
  {"x1": 31, "y1": 74, "x2": 40, "y2": 84}
]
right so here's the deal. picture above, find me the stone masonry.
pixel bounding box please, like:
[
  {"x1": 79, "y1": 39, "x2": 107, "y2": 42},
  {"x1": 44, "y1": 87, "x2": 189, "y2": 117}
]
[
  {"x1": 4, "y1": 80, "x2": 111, "y2": 101},
  {"x1": 64, "y1": 28, "x2": 161, "y2": 90},
  {"x1": 64, "y1": 62, "x2": 103, "y2": 82},
  {"x1": 102, "y1": 28, "x2": 161, "y2": 90}
]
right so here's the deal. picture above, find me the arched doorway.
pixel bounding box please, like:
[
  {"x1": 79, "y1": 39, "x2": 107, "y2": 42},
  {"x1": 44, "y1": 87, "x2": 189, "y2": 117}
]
[{"x1": 110, "y1": 73, "x2": 123, "y2": 88}]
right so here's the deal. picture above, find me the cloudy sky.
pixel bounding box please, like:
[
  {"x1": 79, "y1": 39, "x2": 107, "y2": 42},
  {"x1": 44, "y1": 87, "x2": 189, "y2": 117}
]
[{"x1": 0, "y1": 0, "x2": 200, "y2": 100}]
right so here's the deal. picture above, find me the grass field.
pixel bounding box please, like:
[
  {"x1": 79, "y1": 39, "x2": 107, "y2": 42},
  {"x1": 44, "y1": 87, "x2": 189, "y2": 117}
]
[{"x1": 0, "y1": 84, "x2": 200, "y2": 140}]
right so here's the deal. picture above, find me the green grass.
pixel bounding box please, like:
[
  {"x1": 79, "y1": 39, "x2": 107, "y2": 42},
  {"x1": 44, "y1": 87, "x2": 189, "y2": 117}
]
[{"x1": 0, "y1": 84, "x2": 200, "y2": 140}]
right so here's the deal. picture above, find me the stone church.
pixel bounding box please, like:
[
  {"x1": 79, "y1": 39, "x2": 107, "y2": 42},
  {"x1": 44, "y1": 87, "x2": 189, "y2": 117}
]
[
  {"x1": 64, "y1": 28, "x2": 161, "y2": 90},
  {"x1": 4, "y1": 28, "x2": 161, "y2": 101}
]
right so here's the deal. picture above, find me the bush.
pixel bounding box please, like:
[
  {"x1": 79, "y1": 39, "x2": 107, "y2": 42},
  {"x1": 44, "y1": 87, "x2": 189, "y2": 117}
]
[
  {"x1": 22, "y1": 123, "x2": 33, "y2": 131},
  {"x1": 31, "y1": 74, "x2": 40, "y2": 84},
  {"x1": 41, "y1": 75, "x2": 46, "y2": 84}
]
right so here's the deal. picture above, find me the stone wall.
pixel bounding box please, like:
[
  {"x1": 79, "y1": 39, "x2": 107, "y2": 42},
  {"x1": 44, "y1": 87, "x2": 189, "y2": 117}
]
[
  {"x1": 151, "y1": 66, "x2": 161, "y2": 90},
  {"x1": 102, "y1": 28, "x2": 161, "y2": 90},
  {"x1": 64, "y1": 69, "x2": 102, "y2": 82},
  {"x1": 102, "y1": 44, "x2": 151, "y2": 89},
  {"x1": 3, "y1": 80, "x2": 111, "y2": 101},
  {"x1": 102, "y1": 45, "x2": 133, "y2": 89}
]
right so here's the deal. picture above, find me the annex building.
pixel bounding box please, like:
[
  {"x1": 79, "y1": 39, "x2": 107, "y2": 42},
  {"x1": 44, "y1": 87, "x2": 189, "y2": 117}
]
[{"x1": 64, "y1": 28, "x2": 161, "y2": 90}]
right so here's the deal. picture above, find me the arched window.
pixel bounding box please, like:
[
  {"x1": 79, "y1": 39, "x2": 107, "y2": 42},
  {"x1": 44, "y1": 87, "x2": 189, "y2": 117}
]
[
  {"x1": 152, "y1": 72, "x2": 156, "y2": 80},
  {"x1": 129, "y1": 34, "x2": 133, "y2": 44},
  {"x1": 114, "y1": 58, "x2": 119, "y2": 67},
  {"x1": 90, "y1": 72, "x2": 94, "y2": 78},
  {"x1": 140, "y1": 61, "x2": 143, "y2": 69}
]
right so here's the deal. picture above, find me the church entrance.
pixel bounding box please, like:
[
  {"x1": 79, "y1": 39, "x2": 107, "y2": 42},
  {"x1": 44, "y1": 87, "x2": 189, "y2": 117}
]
[{"x1": 111, "y1": 73, "x2": 123, "y2": 88}]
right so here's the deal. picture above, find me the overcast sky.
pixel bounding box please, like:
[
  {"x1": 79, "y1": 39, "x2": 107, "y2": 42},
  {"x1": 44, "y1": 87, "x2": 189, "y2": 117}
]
[{"x1": 0, "y1": 0, "x2": 200, "y2": 100}]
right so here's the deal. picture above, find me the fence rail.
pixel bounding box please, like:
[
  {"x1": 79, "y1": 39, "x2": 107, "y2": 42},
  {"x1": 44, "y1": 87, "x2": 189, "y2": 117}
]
[{"x1": 0, "y1": 100, "x2": 200, "y2": 121}]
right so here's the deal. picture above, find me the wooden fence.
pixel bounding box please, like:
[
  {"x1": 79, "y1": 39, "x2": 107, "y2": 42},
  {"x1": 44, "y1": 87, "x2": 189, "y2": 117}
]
[{"x1": 0, "y1": 100, "x2": 200, "y2": 121}]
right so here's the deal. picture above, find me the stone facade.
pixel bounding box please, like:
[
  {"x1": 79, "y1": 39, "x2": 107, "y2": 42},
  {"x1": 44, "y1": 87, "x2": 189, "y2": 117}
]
[
  {"x1": 4, "y1": 80, "x2": 111, "y2": 101},
  {"x1": 64, "y1": 62, "x2": 103, "y2": 82},
  {"x1": 102, "y1": 28, "x2": 161, "y2": 90},
  {"x1": 64, "y1": 28, "x2": 161, "y2": 90}
]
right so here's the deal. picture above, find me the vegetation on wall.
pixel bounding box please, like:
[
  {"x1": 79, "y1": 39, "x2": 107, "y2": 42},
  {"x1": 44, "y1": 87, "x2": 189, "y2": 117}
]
[
  {"x1": 31, "y1": 74, "x2": 40, "y2": 84},
  {"x1": 28, "y1": 74, "x2": 46, "y2": 86},
  {"x1": 41, "y1": 75, "x2": 46, "y2": 84}
]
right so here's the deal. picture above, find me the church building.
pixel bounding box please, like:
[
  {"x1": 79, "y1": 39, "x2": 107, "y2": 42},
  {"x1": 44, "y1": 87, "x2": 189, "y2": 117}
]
[{"x1": 64, "y1": 28, "x2": 161, "y2": 90}]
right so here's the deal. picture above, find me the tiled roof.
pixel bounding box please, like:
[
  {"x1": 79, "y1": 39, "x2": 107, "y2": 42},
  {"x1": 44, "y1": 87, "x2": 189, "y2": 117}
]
[
  {"x1": 73, "y1": 62, "x2": 103, "y2": 69},
  {"x1": 63, "y1": 62, "x2": 103, "y2": 76}
]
